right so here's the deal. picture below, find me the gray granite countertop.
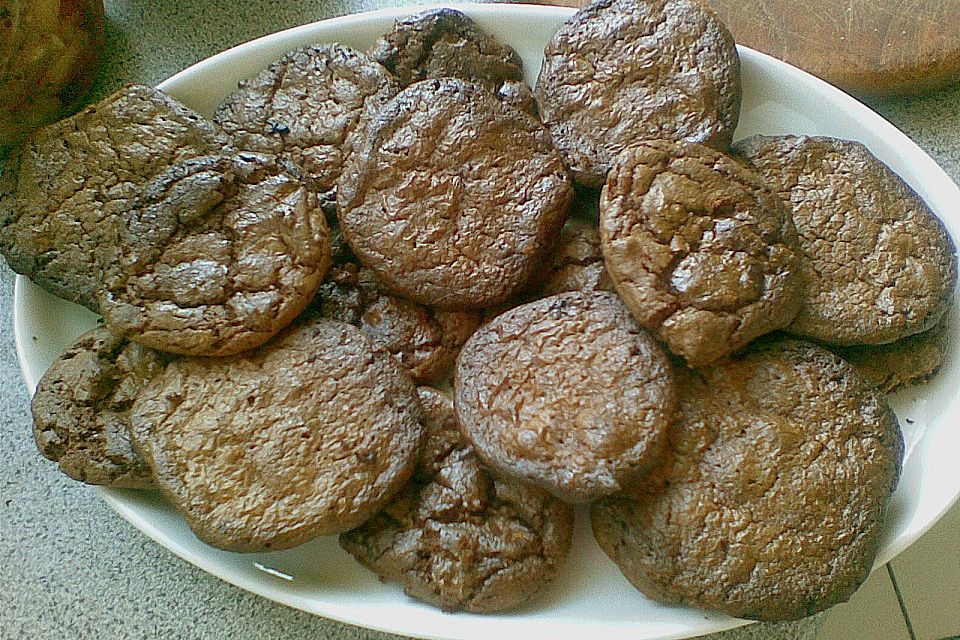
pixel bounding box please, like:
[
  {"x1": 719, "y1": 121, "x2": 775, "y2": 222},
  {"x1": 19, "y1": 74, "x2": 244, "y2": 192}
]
[{"x1": 2, "y1": 1, "x2": 959, "y2": 638}]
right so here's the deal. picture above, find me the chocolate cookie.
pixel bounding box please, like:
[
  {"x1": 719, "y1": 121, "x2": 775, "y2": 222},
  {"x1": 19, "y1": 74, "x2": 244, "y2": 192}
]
[
  {"x1": 32, "y1": 327, "x2": 169, "y2": 489},
  {"x1": 455, "y1": 291, "x2": 675, "y2": 502},
  {"x1": 341, "y1": 387, "x2": 574, "y2": 612},
  {"x1": 0, "y1": 84, "x2": 231, "y2": 310},
  {"x1": 96, "y1": 153, "x2": 331, "y2": 357},
  {"x1": 835, "y1": 313, "x2": 951, "y2": 393},
  {"x1": 735, "y1": 135, "x2": 957, "y2": 345},
  {"x1": 314, "y1": 262, "x2": 481, "y2": 382},
  {"x1": 600, "y1": 140, "x2": 802, "y2": 367},
  {"x1": 338, "y1": 78, "x2": 572, "y2": 309},
  {"x1": 592, "y1": 340, "x2": 903, "y2": 621},
  {"x1": 131, "y1": 318, "x2": 424, "y2": 552},
  {"x1": 370, "y1": 8, "x2": 537, "y2": 115},
  {"x1": 213, "y1": 43, "x2": 399, "y2": 213},
  {"x1": 535, "y1": 0, "x2": 741, "y2": 186},
  {"x1": 528, "y1": 219, "x2": 613, "y2": 297}
]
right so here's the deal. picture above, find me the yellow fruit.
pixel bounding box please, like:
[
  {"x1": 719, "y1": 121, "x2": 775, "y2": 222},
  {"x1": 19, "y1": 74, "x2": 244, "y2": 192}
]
[{"x1": 0, "y1": 0, "x2": 104, "y2": 147}]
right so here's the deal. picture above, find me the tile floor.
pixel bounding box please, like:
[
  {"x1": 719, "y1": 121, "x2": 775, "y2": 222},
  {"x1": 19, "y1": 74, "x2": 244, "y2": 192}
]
[{"x1": 818, "y1": 498, "x2": 960, "y2": 640}]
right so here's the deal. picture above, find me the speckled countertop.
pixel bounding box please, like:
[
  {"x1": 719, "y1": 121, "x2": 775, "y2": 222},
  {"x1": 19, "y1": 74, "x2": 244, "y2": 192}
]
[{"x1": 2, "y1": 1, "x2": 959, "y2": 639}]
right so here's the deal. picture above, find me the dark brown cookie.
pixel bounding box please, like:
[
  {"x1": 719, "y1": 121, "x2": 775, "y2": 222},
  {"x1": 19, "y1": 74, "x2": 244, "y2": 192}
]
[
  {"x1": 484, "y1": 191, "x2": 605, "y2": 317},
  {"x1": 600, "y1": 140, "x2": 802, "y2": 368},
  {"x1": 32, "y1": 327, "x2": 169, "y2": 489},
  {"x1": 0, "y1": 84, "x2": 231, "y2": 310},
  {"x1": 414, "y1": 387, "x2": 468, "y2": 476},
  {"x1": 213, "y1": 43, "x2": 399, "y2": 213},
  {"x1": 495, "y1": 80, "x2": 538, "y2": 117},
  {"x1": 735, "y1": 135, "x2": 957, "y2": 345},
  {"x1": 369, "y1": 8, "x2": 536, "y2": 115},
  {"x1": 455, "y1": 291, "x2": 675, "y2": 503},
  {"x1": 528, "y1": 219, "x2": 613, "y2": 298},
  {"x1": 592, "y1": 340, "x2": 903, "y2": 621},
  {"x1": 341, "y1": 387, "x2": 574, "y2": 613},
  {"x1": 96, "y1": 152, "x2": 331, "y2": 357},
  {"x1": 834, "y1": 312, "x2": 951, "y2": 393},
  {"x1": 130, "y1": 318, "x2": 424, "y2": 553},
  {"x1": 314, "y1": 262, "x2": 481, "y2": 382},
  {"x1": 338, "y1": 78, "x2": 572, "y2": 310},
  {"x1": 535, "y1": 0, "x2": 741, "y2": 186}
]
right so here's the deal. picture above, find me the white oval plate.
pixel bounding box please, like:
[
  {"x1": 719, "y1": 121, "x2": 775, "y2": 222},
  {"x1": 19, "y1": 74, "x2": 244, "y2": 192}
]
[{"x1": 13, "y1": 4, "x2": 960, "y2": 639}]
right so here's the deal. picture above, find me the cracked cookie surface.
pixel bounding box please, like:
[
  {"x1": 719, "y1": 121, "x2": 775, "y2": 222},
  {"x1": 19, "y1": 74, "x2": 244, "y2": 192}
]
[
  {"x1": 455, "y1": 291, "x2": 675, "y2": 502},
  {"x1": 214, "y1": 44, "x2": 399, "y2": 213},
  {"x1": 535, "y1": 0, "x2": 741, "y2": 186},
  {"x1": 131, "y1": 318, "x2": 424, "y2": 553},
  {"x1": 369, "y1": 8, "x2": 536, "y2": 115},
  {"x1": 735, "y1": 135, "x2": 957, "y2": 345},
  {"x1": 592, "y1": 339, "x2": 903, "y2": 621},
  {"x1": 600, "y1": 140, "x2": 802, "y2": 367},
  {"x1": 32, "y1": 327, "x2": 169, "y2": 489},
  {"x1": 340, "y1": 387, "x2": 574, "y2": 612},
  {"x1": 338, "y1": 78, "x2": 572, "y2": 309},
  {"x1": 834, "y1": 312, "x2": 951, "y2": 393},
  {"x1": 314, "y1": 258, "x2": 481, "y2": 382},
  {"x1": 527, "y1": 219, "x2": 613, "y2": 298},
  {"x1": 97, "y1": 152, "x2": 331, "y2": 357},
  {"x1": 0, "y1": 84, "x2": 231, "y2": 310},
  {"x1": 0, "y1": 85, "x2": 330, "y2": 357}
]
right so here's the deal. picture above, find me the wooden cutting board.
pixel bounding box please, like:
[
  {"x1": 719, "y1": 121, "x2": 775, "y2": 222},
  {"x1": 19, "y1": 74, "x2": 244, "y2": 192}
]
[{"x1": 523, "y1": 0, "x2": 960, "y2": 97}]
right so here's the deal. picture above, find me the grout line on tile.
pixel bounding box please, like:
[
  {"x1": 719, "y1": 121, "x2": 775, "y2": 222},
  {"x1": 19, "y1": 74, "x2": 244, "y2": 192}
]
[{"x1": 887, "y1": 563, "x2": 918, "y2": 640}]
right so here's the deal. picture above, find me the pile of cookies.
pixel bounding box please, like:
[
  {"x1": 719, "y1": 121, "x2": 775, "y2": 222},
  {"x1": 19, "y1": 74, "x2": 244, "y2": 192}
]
[{"x1": 4, "y1": 0, "x2": 956, "y2": 623}]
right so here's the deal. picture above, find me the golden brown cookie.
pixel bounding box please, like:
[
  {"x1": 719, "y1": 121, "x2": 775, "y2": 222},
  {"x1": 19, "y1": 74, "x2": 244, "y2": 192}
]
[
  {"x1": 600, "y1": 140, "x2": 802, "y2": 367},
  {"x1": 214, "y1": 43, "x2": 399, "y2": 213},
  {"x1": 0, "y1": 84, "x2": 230, "y2": 310},
  {"x1": 338, "y1": 78, "x2": 572, "y2": 309},
  {"x1": 131, "y1": 318, "x2": 424, "y2": 553},
  {"x1": 32, "y1": 327, "x2": 169, "y2": 489},
  {"x1": 455, "y1": 291, "x2": 675, "y2": 502},
  {"x1": 535, "y1": 0, "x2": 741, "y2": 186},
  {"x1": 735, "y1": 135, "x2": 957, "y2": 345},
  {"x1": 341, "y1": 387, "x2": 574, "y2": 612},
  {"x1": 592, "y1": 340, "x2": 903, "y2": 621},
  {"x1": 0, "y1": 0, "x2": 104, "y2": 147},
  {"x1": 370, "y1": 8, "x2": 537, "y2": 115}
]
